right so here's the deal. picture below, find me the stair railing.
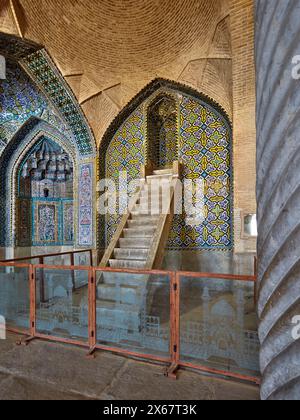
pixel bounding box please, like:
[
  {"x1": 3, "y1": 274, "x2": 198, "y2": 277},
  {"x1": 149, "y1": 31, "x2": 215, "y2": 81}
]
[
  {"x1": 145, "y1": 161, "x2": 182, "y2": 269},
  {"x1": 99, "y1": 183, "x2": 144, "y2": 268}
]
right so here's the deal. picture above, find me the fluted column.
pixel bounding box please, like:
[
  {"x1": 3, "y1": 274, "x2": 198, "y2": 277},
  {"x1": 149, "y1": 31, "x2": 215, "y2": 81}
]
[{"x1": 255, "y1": 0, "x2": 300, "y2": 400}]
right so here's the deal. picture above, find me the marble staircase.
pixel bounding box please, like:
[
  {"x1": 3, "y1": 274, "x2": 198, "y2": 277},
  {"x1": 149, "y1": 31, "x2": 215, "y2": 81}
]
[{"x1": 108, "y1": 169, "x2": 173, "y2": 269}]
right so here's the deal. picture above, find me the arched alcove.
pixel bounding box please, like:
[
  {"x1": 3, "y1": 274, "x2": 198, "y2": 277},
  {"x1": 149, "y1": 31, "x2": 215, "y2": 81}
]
[
  {"x1": 17, "y1": 137, "x2": 74, "y2": 247},
  {"x1": 0, "y1": 46, "x2": 96, "y2": 257},
  {"x1": 147, "y1": 94, "x2": 178, "y2": 169},
  {"x1": 99, "y1": 79, "x2": 232, "y2": 252},
  {"x1": 0, "y1": 118, "x2": 77, "y2": 254}
]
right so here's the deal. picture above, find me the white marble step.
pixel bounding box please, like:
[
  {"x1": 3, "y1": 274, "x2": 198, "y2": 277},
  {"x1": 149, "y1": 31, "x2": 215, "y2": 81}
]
[
  {"x1": 119, "y1": 237, "x2": 152, "y2": 248},
  {"x1": 97, "y1": 283, "x2": 141, "y2": 305},
  {"x1": 139, "y1": 195, "x2": 164, "y2": 204},
  {"x1": 114, "y1": 248, "x2": 149, "y2": 261},
  {"x1": 95, "y1": 300, "x2": 141, "y2": 330},
  {"x1": 123, "y1": 227, "x2": 156, "y2": 238},
  {"x1": 130, "y1": 213, "x2": 159, "y2": 220},
  {"x1": 153, "y1": 169, "x2": 173, "y2": 175},
  {"x1": 127, "y1": 218, "x2": 158, "y2": 228},
  {"x1": 131, "y1": 209, "x2": 160, "y2": 216},
  {"x1": 135, "y1": 200, "x2": 171, "y2": 212},
  {"x1": 109, "y1": 259, "x2": 147, "y2": 269},
  {"x1": 146, "y1": 174, "x2": 173, "y2": 181},
  {"x1": 98, "y1": 272, "x2": 149, "y2": 286}
]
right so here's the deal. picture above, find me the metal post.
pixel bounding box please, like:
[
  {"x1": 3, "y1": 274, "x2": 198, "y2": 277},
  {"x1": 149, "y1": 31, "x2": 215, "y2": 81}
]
[
  {"x1": 87, "y1": 267, "x2": 96, "y2": 358},
  {"x1": 30, "y1": 265, "x2": 36, "y2": 336},
  {"x1": 18, "y1": 265, "x2": 36, "y2": 345},
  {"x1": 70, "y1": 252, "x2": 75, "y2": 291},
  {"x1": 39, "y1": 257, "x2": 45, "y2": 303},
  {"x1": 165, "y1": 272, "x2": 179, "y2": 379}
]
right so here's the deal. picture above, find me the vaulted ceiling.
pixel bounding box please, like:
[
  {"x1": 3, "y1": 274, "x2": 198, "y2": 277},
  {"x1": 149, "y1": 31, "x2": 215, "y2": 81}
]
[{"x1": 0, "y1": 0, "x2": 232, "y2": 145}]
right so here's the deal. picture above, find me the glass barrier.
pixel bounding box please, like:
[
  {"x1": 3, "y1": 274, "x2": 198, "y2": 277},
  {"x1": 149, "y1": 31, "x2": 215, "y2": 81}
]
[
  {"x1": 43, "y1": 254, "x2": 72, "y2": 266},
  {"x1": 179, "y1": 275, "x2": 260, "y2": 378},
  {"x1": 35, "y1": 268, "x2": 89, "y2": 343},
  {"x1": 74, "y1": 251, "x2": 91, "y2": 267},
  {"x1": 96, "y1": 271, "x2": 170, "y2": 358},
  {"x1": 73, "y1": 252, "x2": 91, "y2": 289},
  {"x1": 0, "y1": 265, "x2": 30, "y2": 331}
]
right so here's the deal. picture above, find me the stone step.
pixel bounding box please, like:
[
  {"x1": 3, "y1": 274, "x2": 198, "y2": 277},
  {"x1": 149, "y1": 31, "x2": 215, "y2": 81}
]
[
  {"x1": 131, "y1": 209, "x2": 160, "y2": 217},
  {"x1": 133, "y1": 203, "x2": 150, "y2": 212},
  {"x1": 153, "y1": 169, "x2": 173, "y2": 175},
  {"x1": 123, "y1": 227, "x2": 156, "y2": 238},
  {"x1": 98, "y1": 271, "x2": 150, "y2": 285},
  {"x1": 96, "y1": 296, "x2": 141, "y2": 309},
  {"x1": 119, "y1": 237, "x2": 152, "y2": 248},
  {"x1": 127, "y1": 218, "x2": 158, "y2": 228},
  {"x1": 114, "y1": 248, "x2": 149, "y2": 260},
  {"x1": 136, "y1": 197, "x2": 166, "y2": 205},
  {"x1": 95, "y1": 304, "x2": 141, "y2": 330},
  {"x1": 135, "y1": 200, "x2": 171, "y2": 212},
  {"x1": 97, "y1": 283, "x2": 141, "y2": 305},
  {"x1": 109, "y1": 259, "x2": 147, "y2": 269},
  {"x1": 139, "y1": 195, "x2": 164, "y2": 204},
  {"x1": 140, "y1": 190, "x2": 165, "y2": 196},
  {"x1": 146, "y1": 174, "x2": 173, "y2": 181},
  {"x1": 130, "y1": 214, "x2": 159, "y2": 221}
]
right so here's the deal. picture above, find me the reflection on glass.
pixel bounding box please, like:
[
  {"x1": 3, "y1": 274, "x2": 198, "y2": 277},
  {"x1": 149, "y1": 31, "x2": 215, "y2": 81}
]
[
  {"x1": 0, "y1": 266, "x2": 30, "y2": 330},
  {"x1": 35, "y1": 268, "x2": 88, "y2": 341},
  {"x1": 96, "y1": 272, "x2": 170, "y2": 357},
  {"x1": 180, "y1": 276, "x2": 260, "y2": 377}
]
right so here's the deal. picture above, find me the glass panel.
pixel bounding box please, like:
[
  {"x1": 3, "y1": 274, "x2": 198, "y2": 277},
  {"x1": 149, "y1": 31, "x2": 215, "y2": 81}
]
[
  {"x1": 96, "y1": 271, "x2": 170, "y2": 358},
  {"x1": 73, "y1": 252, "x2": 91, "y2": 289},
  {"x1": 74, "y1": 251, "x2": 91, "y2": 267},
  {"x1": 43, "y1": 254, "x2": 71, "y2": 266},
  {"x1": 35, "y1": 268, "x2": 88, "y2": 342},
  {"x1": 0, "y1": 266, "x2": 30, "y2": 330},
  {"x1": 180, "y1": 276, "x2": 260, "y2": 377}
]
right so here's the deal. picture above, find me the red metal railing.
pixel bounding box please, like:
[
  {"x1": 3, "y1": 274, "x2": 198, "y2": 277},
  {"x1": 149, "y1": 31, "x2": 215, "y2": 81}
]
[
  {"x1": 0, "y1": 249, "x2": 93, "y2": 266},
  {"x1": 0, "y1": 254, "x2": 260, "y2": 385}
]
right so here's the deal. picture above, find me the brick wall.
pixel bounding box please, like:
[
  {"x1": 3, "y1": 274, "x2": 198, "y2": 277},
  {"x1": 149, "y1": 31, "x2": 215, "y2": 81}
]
[{"x1": 230, "y1": 0, "x2": 257, "y2": 252}]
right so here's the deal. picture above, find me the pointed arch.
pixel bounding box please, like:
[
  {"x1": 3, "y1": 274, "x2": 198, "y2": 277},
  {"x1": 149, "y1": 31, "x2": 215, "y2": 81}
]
[
  {"x1": 98, "y1": 78, "x2": 233, "y2": 251},
  {"x1": 99, "y1": 78, "x2": 231, "y2": 174},
  {"x1": 0, "y1": 117, "x2": 76, "y2": 248}
]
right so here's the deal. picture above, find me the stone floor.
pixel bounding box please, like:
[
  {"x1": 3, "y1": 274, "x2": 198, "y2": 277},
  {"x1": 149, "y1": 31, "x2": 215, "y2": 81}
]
[{"x1": 0, "y1": 332, "x2": 260, "y2": 400}]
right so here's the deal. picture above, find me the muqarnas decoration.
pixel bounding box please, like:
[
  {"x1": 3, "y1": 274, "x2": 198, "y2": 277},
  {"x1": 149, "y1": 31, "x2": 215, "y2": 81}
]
[{"x1": 18, "y1": 137, "x2": 74, "y2": 247}]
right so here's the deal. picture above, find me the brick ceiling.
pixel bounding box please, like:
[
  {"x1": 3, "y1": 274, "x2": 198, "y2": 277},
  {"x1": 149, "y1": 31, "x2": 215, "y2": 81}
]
[{"x1": 0, "y1": 0, "x2": 232, "y2": 144}]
